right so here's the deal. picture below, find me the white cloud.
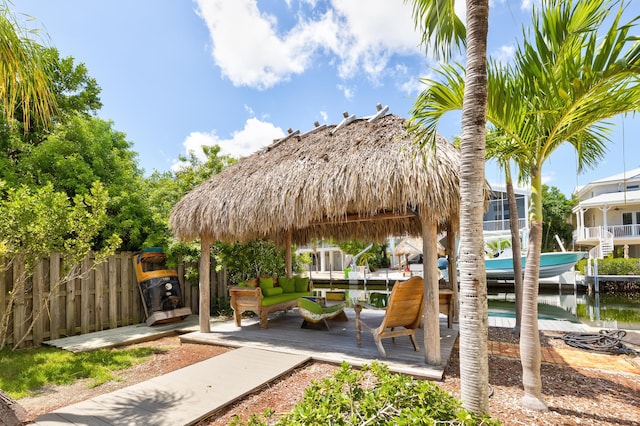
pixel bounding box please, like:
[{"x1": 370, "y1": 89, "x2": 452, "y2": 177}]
[
  {"x1": 492, "y1": 44, "x2": 515, "y2": 66},
  {"x1": 454, "y1": 0, "x2": 466, "y2": 24},
  {"x1": 320, "y1": 111, "x2": 328, "y2": 122},
  {"x1": 195, "y1": 0, "x2": 423, "y2": 90},
  {"x1": 330, "y1": 0, "x2": 422, "y2": 80},
  {"x1": 541, "y1": 170, "x2": 555, "y2": 186},
  {"x1": 173, "y1": 118, "x2": 285, "y2": 171},
  {"x1": 337, "y1": 83, "x2": 354, "y2": 99},
  {"x1": 521, "y1": 0, "x2": 535, "y2": 10},
  {"x1": 195, "y1": 0, "x2": 337, "y2": 89}
]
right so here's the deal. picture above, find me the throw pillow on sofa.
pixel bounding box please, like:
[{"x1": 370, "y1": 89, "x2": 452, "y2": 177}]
[
  {"x1": 278, "y1": 277, "x2": 296, "y2": 293},
  {"x1": 259, "y1": 277, "x2": 274, "y2": 291},
  {"x1": 294, "y1": 276, "x2": 309, "y2": 292}
]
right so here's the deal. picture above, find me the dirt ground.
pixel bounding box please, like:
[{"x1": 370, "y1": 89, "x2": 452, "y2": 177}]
[{"x1": 17, "y1": 328, "x2": 640, "y2": 426}]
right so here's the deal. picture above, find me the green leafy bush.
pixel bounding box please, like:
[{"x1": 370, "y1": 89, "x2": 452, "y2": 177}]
[
  {"x1": 576, "y1": 257, "x2": 640, "y2": 275},
  {"x1": 234, "y1": 361, "x2": 500, "y2": 425}
]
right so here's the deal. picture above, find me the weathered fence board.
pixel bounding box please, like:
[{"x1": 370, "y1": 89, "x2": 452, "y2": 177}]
[
  {"x1": 1, "y1": 252, "x2": 226, "y2": 348},
  {"x1": 33, "y1": 262, "x2": 44, "y2": 345},
  {"x1": 108, "y1": 254, "x2": 118, "y2": 330},
  {"x1": 49, "y1": 253, "x2": 61, "y2": 340}
]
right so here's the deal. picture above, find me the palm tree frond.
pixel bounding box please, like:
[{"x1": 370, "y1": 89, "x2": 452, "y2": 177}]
[{"x1": 405, "y1": 0, "x2": 466, "y2": 60}]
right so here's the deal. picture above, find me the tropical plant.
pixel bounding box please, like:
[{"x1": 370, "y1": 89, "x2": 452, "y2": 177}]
[
  {"x1": 0, "y1": 182, "x2": 120, "y2": 350},
  {"x1": 485, "y1": 236, "x2": 512, "y2": 258},
  {"x1": 486, "y1": 131, "x2": 525, "y2": 333},
  {"x1": 0, "y1": 2, "x2": 56, "y2": 131},
  {"x1": 541, "y1": 185, "x2": 576, "y2": 252},
  {"x1": 239, "y1": 362, "x2": 499, "y2": 426},
  {"x1": 407, "y1": 0, "x2": 491, "y2": 414},
  {"x1": 214, "y1": 239, "x2": 286, "y2": 284},
  {"x1": 409, "y1": 0, "x2": 640, "y2": 411}
]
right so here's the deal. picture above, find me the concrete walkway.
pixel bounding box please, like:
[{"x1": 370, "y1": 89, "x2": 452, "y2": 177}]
[{"x1": 30, "y1": 347, "x2": 309, "y2": 426}]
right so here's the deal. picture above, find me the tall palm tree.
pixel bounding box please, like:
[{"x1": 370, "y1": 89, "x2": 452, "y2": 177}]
[
  {"x1": 407, "y1": 0, "x2": 491, "y2": 414},
  {"x1": 486, "y1": 132, "x2": 524, "y2": 334},
  {"x1": 512, "y1": 0, "x2": 639, "y2": 410},
  {"x1": 0, "y1": 2, "x2": 56, "y2": 130},
  {"x1": 409, "y1": 0, "x2": 640, "y2": 411}
]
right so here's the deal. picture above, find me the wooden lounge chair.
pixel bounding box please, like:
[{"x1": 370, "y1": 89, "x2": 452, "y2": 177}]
[
  {"x1": 297, "y1": 297, "x2": 348, "y2": 330},
  {"x1": 355, "y1": 277, "x2": 424, "y2": 357}
]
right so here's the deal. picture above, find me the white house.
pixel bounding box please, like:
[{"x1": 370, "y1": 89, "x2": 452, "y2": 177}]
[
  {"x1": 483, "y1": 183, "x2": 530, "y2": 235},
  {"x1": 572, "y1": 168, "x2": 640, "y2": 258}
]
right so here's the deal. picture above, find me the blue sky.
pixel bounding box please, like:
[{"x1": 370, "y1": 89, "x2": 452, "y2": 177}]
[{"x1": 11, "y1": 0, "x2": 640, "y2": 197}]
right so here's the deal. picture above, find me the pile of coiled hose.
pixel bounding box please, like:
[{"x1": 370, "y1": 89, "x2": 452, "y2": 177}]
[{"x1": 557, "y1": 329, "x2": 639, "y2": 355}]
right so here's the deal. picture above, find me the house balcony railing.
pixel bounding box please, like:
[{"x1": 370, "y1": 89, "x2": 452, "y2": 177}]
[
  {"x1": 573, "y1": 224, "x2": 640, "y2": 241},
  {"x1": 482, "y1": 218, "x2": 527, "y2": 232}
]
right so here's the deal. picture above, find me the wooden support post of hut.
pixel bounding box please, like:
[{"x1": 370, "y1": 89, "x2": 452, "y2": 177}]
[
  {"x1": 422, "y1": 216, "x2": 441, "y2": 365},
  {"x1": 285, "y1": 229, "x2": 293, "y2": 278},
  {"x1": 199, "y1": 236, "x2": 212, "y2": 333},
  {"x1": 447, "y1": 220, "x2": 459, "y2": 322}
]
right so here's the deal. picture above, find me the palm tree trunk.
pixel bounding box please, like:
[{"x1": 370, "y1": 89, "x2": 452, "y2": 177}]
[
  {"x1": 505, "y1": 167, "x2": 523, "y2": 333},
  {"x1": 458, "y1": 0, "x2": 490, "y2": 414},
  {"x1": 520, "y1": 168, "x2": 548, "y2": 411}
]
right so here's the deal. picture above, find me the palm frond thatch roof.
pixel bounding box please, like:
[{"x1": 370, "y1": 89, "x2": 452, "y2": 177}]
[
  {"x1": 170, "y1": 112, "x2": 460, "y2": 246},
  {"x1": 393, "y1": 237, "x2": 445, "y2": 257}
]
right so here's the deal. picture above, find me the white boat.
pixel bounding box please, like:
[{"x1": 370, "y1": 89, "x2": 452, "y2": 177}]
[{"x1": 485, "y1": 251, "x2": 587, "y2": 280}]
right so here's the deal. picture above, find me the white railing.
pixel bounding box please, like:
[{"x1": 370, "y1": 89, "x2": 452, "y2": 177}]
[
  {"x1": 575, "y1": 224, "x2": 640, "y2": 241},
  {"x1": 587, "y1": 229, "x2": 613, "y2": 260},
  {"x1": 482, "y1": 218, "x2": 527, "y2": 232}
]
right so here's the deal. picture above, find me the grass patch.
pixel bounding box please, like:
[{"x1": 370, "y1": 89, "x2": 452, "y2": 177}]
[{"x1": 0, "y1": 345, "x2": 164, "y2": 399}]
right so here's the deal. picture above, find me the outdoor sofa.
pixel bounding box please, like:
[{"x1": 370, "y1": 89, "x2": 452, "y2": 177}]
[{"x1": 229, "y1": 276, "x2": 313, "y2": 328}]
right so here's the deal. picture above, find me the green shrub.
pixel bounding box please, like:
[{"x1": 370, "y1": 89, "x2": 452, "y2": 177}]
[
  {"x1": 576, "y1": 257, "x2": 640, "y2": 275},
  {"x1": 235, "y1": 361, "x2": 500, "y2": 425},
  {"x1": 211, "y1": 296, "x2": 233, "y2": 317},
  {"x1": 600, "y1": 258, "x2": 640, "y2": 275}
]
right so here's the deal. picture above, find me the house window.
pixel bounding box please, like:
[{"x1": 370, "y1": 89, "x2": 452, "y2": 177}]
[
  {"x1": 622, "y1": 212, "x2": 640, "y2": 236},
  {"x1": 627, "y1": 185, "x2": 639, "y2": 190},
  {"x1": 622, "y1": 212, "x2": 640, "y2": 225}
]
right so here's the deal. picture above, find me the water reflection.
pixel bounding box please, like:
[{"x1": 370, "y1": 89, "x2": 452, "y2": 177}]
[{"x1": 488, "y1": 287, "x2": 640, "y2": 330}]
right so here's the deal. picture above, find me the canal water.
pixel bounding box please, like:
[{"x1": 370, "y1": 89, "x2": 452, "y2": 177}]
[{"x1": 488, "y1": 286, "x2": 640, "y2": 330}]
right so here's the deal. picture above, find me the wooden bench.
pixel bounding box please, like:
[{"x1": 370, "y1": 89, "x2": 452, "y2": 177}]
[{"x1": 229, "y1": 280, "x2": 312, "y2": 328}]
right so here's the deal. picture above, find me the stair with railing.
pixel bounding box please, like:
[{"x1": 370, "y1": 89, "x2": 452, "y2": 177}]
[
  {"x1": 586, "y1": 228, "x2": 614, "y2": 276},
  {"x1": 595, "y1": 228, "x2": 614, "y2": 259}
]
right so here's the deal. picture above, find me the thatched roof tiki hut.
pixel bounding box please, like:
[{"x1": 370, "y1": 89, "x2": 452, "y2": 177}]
[{"x1": 170, "y1": 106, "x2": 460, "y2": 365}]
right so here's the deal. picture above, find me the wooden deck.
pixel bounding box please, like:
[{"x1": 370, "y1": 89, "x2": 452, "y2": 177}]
[
  {"x1": 43, "y1": 315, "x2": 207, "y2": 353},
  {"x1": 180, "y1": 308, "x2": 458, "y2": 381}
]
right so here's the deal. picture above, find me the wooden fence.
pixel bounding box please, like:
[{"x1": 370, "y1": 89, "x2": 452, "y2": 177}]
[{"x1": 0, "y1": 252, "x2": 227, "y2": 348}]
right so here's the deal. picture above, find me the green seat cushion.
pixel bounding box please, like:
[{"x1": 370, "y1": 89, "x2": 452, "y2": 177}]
[
  {"x1": 294, "y1": 276, "x2": 309, "y2": 292},
  {"x1": 298, "y1": 298, "x2": 346, "y2": 322},
  {"x1": 279, "y1": 277, "x2": 296, "y2": 293},
  {"x1": 262, "y1": 287, "x2": 283, "y2": 297},
  {"x1": 261, "y1": 291, "x2": 312, "y2": 306},
  {"x1": 322, "y1": 302, "x2": 346, "y2": 314},
  {"x1": 297, "y1": 297, "x2": 324, "y2": 315}
]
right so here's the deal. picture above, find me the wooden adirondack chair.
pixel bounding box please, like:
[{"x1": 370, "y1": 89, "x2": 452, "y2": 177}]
[{"x1": 355, "y1": 277, "x2": 424, "y2": 357}]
